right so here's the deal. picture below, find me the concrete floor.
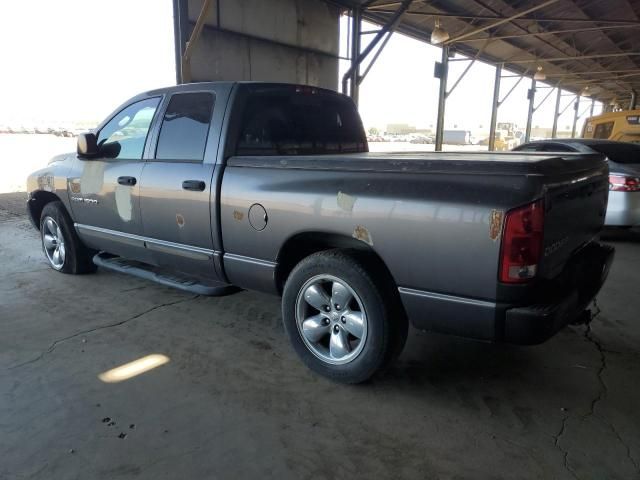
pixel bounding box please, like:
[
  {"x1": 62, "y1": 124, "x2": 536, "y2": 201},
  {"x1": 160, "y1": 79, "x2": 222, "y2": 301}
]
[{"x1": 1, "y1": 192, "x2": 639, "y2": 480}]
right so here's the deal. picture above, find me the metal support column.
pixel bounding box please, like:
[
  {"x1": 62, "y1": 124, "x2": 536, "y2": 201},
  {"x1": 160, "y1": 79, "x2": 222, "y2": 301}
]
[
  {"x1": 488, "y1": 64, "x2": 502, "y2": 151},
  {"x1": 435, "y1": 45, "x2": 449, "y2": 151},
  {"x1": 551, "y1": 86, "x2": 562, "y2": 137},
  {"x1": 590, "y1": 99, "x2": 595, "y2": 117},
  {"x1": 173, "y1": 0, "x2": 189, "y2": 84},
  {"x1": 524, "y1": 78, "x2": 536, "y2": 142},
  {"x1": 631, "y1": 89, "x2": 637, "y2": 110},
  {"x1": 341, "y1": 0, "x2": 413, "y2": 102},
  {"x1": 571, "y1": 95, "x2": 581, "y2": 138},
  {"x1": 348, "y1": 8, "x2": 362, "y2": 104}
]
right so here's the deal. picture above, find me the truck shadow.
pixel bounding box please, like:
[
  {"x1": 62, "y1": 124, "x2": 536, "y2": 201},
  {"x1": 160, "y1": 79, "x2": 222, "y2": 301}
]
[{"x1": 599, "y1": 226, "x2": 640, "y2": 243}]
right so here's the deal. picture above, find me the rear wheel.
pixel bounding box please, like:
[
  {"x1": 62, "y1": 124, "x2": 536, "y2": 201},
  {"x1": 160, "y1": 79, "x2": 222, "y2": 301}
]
[
  {"x1": 282, "y1": 250, "x2": 407, "y2": 383},
  {"x1": 40, "y1": 201, "x2": 96, "y2": 274}
]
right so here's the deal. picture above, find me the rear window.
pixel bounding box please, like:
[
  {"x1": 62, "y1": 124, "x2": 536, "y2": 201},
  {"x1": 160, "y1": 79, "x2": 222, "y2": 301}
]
[
  {"x1": 236, "y1": 88, "x2": 367, "y2": 156},
  {"x1": 590, "y1": 143, "x2": 640, "y2": 164}
]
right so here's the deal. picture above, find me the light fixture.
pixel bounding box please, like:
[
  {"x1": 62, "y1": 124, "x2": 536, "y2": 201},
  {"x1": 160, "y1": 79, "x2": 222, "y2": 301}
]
[
  {"x1": 431, "y1": 17, "x2": 449, "y2": 45},
  {"x1": 581, "y1": 85, "x2": 592, "y2": 97},
  {"x1": 533, "y1": 66, "x2": 546, "y2": 81}
]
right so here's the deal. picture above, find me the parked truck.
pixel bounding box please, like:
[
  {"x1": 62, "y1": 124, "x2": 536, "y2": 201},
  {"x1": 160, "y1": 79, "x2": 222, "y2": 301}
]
[
  {"x1": 443, "y1": 129, "x2": 473, "y2": 145},
  {"x1": 27, "y1": 82, "x2": 614, "y2": 383}
]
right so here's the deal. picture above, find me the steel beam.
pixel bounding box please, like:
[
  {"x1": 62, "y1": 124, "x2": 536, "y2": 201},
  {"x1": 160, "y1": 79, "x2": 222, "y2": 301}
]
[
  {"x1": 551, "y1": 85, "x2": 562, "y2": 137},
  {"x1": 509, "y1": 52, "x2": 640, "y2": 63},
  {"x1": 181, "y1": 0, "x2": 214, "y2": 84},
  {"x1": 365, "y1": 7, "x2": 640, "y2": 25},
  {"x1": 359, "y1": 31, "x2": 392, "y2": 82},
  {"x1": 461, "y1": 23, "x2": 640, "y2": 42},
  {"x1": 488, "y1": 64, "x2": 502, "y2": 151},
  {"x1": 631, "y1": 89, "x2": 637, "y2": 110},
  {"x1": 590, "y1": 99, "x2": 595, "y2": 117},
  {"x1": 571, "y1": 96, "x2": 581, "y2": 138},
  {"x1": 446, "y1": 59, "x2": 475, "y2": 98},
  {"x1": 534, "y1": 84, "x2": 557, "y2": 112},
  {"x1": 173, "y1": 0, "x2": 189, "y2": 84},
  {"x1": 348, "y1": 8, "x2": 362, "y2": 103},
  {"x1": 341, "y1": 0, "x2": 413, "y2": 99},
  {"x1": 435, "y1": 45, "x2": 449, "y2": 152},
  {"x1": 499, "y1": 73, "x2": 526, "y2": 105},
  {"x1": 525, "y1": 78, "x2": 536, "y2": 142},
  {"x1": 444, "y1": 0, "x2": 560, "y2": 45}
]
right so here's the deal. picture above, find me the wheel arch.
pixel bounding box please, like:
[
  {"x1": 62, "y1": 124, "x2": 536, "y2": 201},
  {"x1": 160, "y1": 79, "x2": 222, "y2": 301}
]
[
  {"x1": 28, "y1": 190, "x2": 65, "y2": 230},
  {"x1": 274, "y1": 231, "x2": 401, "y2": 301}
]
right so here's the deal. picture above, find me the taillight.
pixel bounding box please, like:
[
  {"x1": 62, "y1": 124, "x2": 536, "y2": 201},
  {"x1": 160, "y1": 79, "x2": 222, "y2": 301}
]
[
  {"x1": 499, "y1": 200, "x2": 544, "y2": 283},
  {"x1": 609, "y1": 174, "x2": 640, "y2": 192}
]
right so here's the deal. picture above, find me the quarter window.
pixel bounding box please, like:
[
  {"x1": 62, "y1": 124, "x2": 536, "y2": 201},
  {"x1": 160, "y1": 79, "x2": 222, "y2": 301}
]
[
  {"x1": 97, "y1": 97, "x2": 160, "y2": 160},
  {"x1": 155, "y1": 92, "x2": 215, "y2": 161}
]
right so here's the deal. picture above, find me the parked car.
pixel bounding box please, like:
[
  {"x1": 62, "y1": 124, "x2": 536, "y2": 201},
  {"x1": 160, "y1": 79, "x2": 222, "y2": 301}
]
[
  {"x1": 27, "y1": 82, "x2": 613, "y2": 383},
  {"x1": 513, "y1": 139, "x2": 640, "y2": 227},
  {"x1": 409, "y1": 135, "x2": 433, "y2": 144}
]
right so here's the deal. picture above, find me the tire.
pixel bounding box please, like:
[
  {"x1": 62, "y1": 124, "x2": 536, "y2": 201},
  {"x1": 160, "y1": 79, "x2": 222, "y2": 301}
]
[
  {"x1": 40, "y1": 201, "x2": 97, "y2": 274},
  {"x1": 282, "y1": 249, "x2": 408, "y2": 384}
]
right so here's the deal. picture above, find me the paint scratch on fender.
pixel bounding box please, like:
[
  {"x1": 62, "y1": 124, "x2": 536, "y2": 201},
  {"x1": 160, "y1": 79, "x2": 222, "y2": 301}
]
[
  {"x1": 353, "y1": 225, "x2": 373, "y2": 246},
  {"x1": 489, "y1": 210, "x2": 504, "y2": 241},
  {"x1": 337, "y1": 191, "x2": 356, "y2": 212}
]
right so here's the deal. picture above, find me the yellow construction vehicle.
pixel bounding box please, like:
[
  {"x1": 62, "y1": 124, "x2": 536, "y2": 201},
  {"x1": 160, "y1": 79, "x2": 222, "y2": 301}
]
[{"x1": 582, "y1": 110, "x2": 640, "y2": 143}]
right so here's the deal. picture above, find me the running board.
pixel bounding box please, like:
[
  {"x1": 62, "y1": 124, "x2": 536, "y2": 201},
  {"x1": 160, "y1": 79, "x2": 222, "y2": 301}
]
[{"x1": 93, "y1": 253, "x2": 239, "y2": 296}]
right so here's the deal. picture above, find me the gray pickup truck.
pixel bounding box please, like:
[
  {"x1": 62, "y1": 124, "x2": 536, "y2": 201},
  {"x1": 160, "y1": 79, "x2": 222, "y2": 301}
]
[{"x1": 27, "y1": 82, "x2": 614, "y2": 383}]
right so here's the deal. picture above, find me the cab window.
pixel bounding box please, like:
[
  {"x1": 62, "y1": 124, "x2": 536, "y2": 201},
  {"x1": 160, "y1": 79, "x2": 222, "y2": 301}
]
[
  {"x1": 97, "y1": 97, "x2": 161, "y2": 160},
  {"x1": 593, "y1": 121, "x2": 614, "y2": 139},
  {"x1": 155, "y1": 92, "x2": 215, "y2": 161}
]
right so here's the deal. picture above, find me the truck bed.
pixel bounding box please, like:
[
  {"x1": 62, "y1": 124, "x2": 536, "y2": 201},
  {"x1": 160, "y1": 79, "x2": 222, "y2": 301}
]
[{"x1": 228, "y1": 151, "x2": 606, "y2": 176}]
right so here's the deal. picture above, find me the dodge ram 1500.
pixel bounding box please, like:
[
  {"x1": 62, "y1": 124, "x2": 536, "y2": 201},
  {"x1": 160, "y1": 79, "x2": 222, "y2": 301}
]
[{"x1": 27, "y1": 82, "x2": 614, "y2": 383}]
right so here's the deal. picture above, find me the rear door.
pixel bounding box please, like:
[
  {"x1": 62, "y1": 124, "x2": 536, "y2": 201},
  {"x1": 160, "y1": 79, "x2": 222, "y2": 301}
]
[
  {"x1": 139, "y1": 88, "x2": 225, "y2": 280},
  {"x1": 70, "y1": 96, "x2": 161, "y2": 262}
]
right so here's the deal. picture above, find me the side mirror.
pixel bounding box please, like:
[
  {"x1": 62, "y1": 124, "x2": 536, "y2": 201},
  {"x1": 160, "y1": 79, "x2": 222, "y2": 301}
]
[{"x1": 77, "y1": 132, "x2": 99, "y2": 158}]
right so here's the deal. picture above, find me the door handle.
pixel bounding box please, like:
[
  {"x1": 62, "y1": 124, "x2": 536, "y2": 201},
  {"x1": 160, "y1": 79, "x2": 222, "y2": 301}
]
[
  {"x1": 182, "y1": 180, "x2": 206, "y2": 191},
  {"x1": 117, "y1": 176, "x2": 137, "y2": 186}
]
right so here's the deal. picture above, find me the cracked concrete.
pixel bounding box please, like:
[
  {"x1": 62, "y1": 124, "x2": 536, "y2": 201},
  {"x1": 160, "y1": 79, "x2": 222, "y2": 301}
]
[
  {"x1": 9, "y1": 296, "x2": 200, "y2": 370},
  {"x1": 1, "y1": 202, "x2": 640, "y2": 479}
]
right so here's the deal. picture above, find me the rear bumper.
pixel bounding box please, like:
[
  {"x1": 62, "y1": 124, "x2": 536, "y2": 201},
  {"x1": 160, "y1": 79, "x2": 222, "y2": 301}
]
[
  {"x1": 400, "y1": 242, "x2": 615, "y2": 345},
  {"x1": 503, "y1": 242, "x2": 614, "y2": 344},
  {"x1": 605, "y1": 191, "x2": 640, "y2": 226}
]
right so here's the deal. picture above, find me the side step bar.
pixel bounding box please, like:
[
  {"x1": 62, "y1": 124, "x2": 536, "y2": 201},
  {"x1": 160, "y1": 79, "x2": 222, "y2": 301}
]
[{"x1": 93, "y1": 253, "x2": 239, "y2": 297}]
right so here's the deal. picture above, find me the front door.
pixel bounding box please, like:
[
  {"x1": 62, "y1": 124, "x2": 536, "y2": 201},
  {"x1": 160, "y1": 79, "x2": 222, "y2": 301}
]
[
  {"x1": 69, "y1": 96, "x2": 161, "y2": 262},
  {"x1": 139, "y1": 90, "x2": 222, "y2": 280}
]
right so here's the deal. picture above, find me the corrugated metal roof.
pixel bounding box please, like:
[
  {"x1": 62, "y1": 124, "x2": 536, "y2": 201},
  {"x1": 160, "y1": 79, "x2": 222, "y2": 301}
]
[{"x1": 332, "y1": 0, "x2": 640, "y2": 105}]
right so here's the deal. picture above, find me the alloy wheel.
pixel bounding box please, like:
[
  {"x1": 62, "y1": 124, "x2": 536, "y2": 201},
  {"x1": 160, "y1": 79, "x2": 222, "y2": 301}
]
[{"x1": 295, "y1": 274, "x2": 368, "y2": 365}]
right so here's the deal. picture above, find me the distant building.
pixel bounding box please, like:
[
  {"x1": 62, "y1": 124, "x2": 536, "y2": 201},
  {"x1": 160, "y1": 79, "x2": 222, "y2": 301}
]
[{"x1": 386, "y1": 123, "x2": 416, "y2": 135}]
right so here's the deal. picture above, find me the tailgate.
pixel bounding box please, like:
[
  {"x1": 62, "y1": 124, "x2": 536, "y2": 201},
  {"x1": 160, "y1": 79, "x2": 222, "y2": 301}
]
[{"x1": 539, "y1": 163, "x2": 609, "y2": 279}]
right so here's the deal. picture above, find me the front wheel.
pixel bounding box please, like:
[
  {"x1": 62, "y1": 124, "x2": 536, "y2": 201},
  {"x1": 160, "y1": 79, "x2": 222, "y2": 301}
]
[
  {"x1": 40, "y1": 201, "x2": 97, "y2": 274},
  {"x1": 282, "y1": 250, "x2": 407, "y2": 383}
]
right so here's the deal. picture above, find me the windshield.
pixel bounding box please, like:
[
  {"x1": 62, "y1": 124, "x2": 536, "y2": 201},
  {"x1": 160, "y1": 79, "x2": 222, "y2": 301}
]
[
  {"x1": 236, "y1": 87, "x2": 367, "y2": 156},
  {"x1": 589, "y1": 143, "x2": 640, "y2": 164}
]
